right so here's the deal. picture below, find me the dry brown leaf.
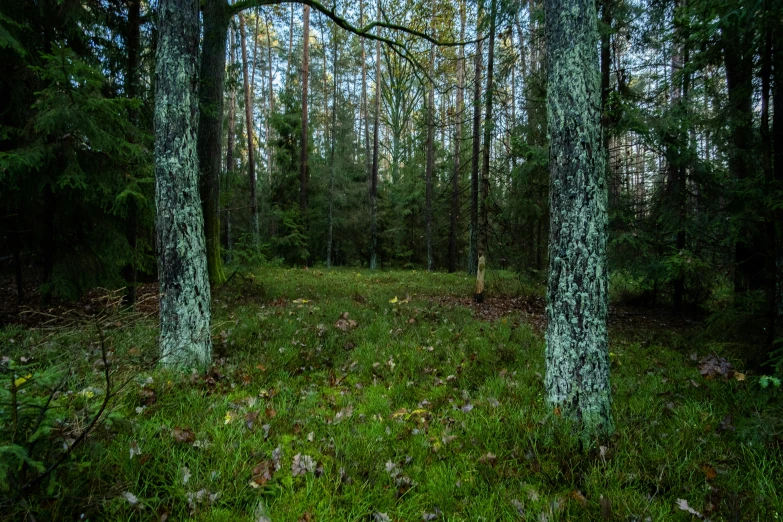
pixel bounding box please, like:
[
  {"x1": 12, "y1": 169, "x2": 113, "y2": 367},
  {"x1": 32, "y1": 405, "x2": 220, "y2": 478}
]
[
  {"x1": 569, "y1": 490, "x2": 588, "y2": 507},
  {"x1": 172, "y1": 427, "x2": 195, "y2": 444},
  {"x1": 701, "y1": 463, "x2": 717, "y2": 480}
]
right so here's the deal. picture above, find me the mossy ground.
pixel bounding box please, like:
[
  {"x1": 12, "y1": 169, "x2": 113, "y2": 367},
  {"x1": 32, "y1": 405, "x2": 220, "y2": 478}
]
[{"x1": 2, "y1": 268, "x2": 781, "y2": 521}]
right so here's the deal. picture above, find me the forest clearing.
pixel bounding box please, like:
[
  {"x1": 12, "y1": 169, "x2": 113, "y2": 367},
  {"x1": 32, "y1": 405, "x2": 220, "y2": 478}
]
[
  {"x1": 1, "y1": 0, "x2": 783, "y2": 519},
  {"x1": 2, "y1": 268, "x2": 781, "y2": 520}
]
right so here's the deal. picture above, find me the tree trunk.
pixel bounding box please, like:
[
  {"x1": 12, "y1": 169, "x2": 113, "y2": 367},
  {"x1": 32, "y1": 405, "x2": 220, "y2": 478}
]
[
  {"x1": 360, "y1": 0, "x2": 370, "y2": 186},
  {"x1": 475, "y1": 0, "x2": 495, "y2": 302},
  {"x1": 369, "y1": 2, "x2": 381, "y2": 270},
  {"x1": 154, "y1": 0, "x2": 212, "y2": 367},
  {"x1": 760, "y1": 22, "x2": 776, "y2": 346},
  {"x1": 197, "y1": 0, "x2": 229, "y2": 285},
  {"x1": 723, "y1": 21, "x2": 764, "y2": 296},
  {"x1": 326, "y1": 21, "x2": 338, "y2": 268},
  {"x1": 299, "y1": 5, "x2": 310, "y2": 219},
  {"x1": 543, "y1": 0, "x2": 612, "y2": 441},
  {"x1": 468, "y1": 14, "x2": 483, "y2": 276},
  {"x1": 774, "y1": 28, "x2": 783, "y2": 323},
  {"x1": 425, "y1": 38, "x2": 435, "y2": 272},
  {"x1": 265, "y1": 14, "x2": 275, "y2": 183},
  {"x1": 448, "y1": 0, "x2": 466, "y2": 273},
  {"x1": 123, "y1": 0, "x2": 141, "y2": 304},
  {"x1": 239, "y1": 14, "x2": 260, "y2": 246},
  {"x1": 225, "y1": 25, "x2": 237, "y2": 260}
]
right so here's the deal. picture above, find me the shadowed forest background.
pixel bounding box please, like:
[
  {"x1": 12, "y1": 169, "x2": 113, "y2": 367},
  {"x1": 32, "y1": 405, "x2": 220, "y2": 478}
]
[{"x1": 1, "y1": 0, "x2": 782, "y2": 519}]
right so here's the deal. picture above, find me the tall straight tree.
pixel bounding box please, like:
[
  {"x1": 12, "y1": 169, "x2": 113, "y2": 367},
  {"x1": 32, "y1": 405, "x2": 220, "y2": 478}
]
[
  {"x1": 154, "y1": 0, "x2": 212, "y2": 366},
  {"x1": 425, "y1": 8, "x2": 436, "y2": 272},
  {"x1": 448, "y1": 0, "x2": 466, "y2": 273},
  {"x1": 468, "y1": 11, "x2": 483, "y2": 276},
  {"x1": 299, "y1": 5, "x2": 311, "y2": 217},
  {"x1": 326, "y1": 19, "x2": 338, "y2": 268},
  {"x1": 369, "y1": 0, "x2": 381, "y2": 270},
  {"x1": 475, "y1": 0, "x2": 496, "y2": 302},
  {"x1": 239, "y1": 13, "x2": 260, "y2": 246},
  {"x1": 123, "y1": 0, "x2": 141, "y2": 304},
  {"x1": 543, "y1": 0, "x2": 612, "y2": 440},
  {"x1": 197, "y1": 0, "x2": 230, "y2": 285}
]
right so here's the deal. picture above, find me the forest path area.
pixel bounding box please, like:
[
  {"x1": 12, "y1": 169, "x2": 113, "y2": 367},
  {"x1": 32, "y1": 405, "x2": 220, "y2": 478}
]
[{"x1": 1, "y1": 268, "x2": 780, "y2": 521}]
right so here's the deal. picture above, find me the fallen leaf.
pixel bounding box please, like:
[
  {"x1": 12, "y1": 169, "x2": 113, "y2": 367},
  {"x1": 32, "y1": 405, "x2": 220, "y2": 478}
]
[
  {"x1": 511, "y1": 498, "x2": 525, "y2": 517},
  {"x1": 14, "y1": 374, "x2": 32, "y2": 387},
  {"x1": 292, "y1": 453, "x2": 317, "y2": 476},
  {"x1": 172, "y1": 427, "x2": 196, "y2": 444},
  {"x1": 129, "y1": 440, "x2": 141, "y2": 459},
  {"x1": 422, "y1": 506, "x2": 442, "y2": 520},
  {"x1": 224, "y1": 411, "x2": 237, "y2": 425},
  {"x1": 389, "y1": 296, "x2": 398, "y2": 304},
  {"x1": 373, "y1": 513, "x2": 391, "y2": 522},
  {"x1": 734, "y1": 372, "x2": 745, "y2": 381},
  {"x1": 701, "y1": 463, "x2": 717, "y2": 480},
  {"x1": 477, "y1": 453, "x2": 497, "y2": 466},
  {"x1": 122, "y1": 491, "x2": 140, "y2": 506},
  {"x1": 265, "y1": 407, "x2": 277, "y2": 419},
  {"x1": 460, "y1": 403, "x2": 474, "y2": 413},
  {"x1": 246, "y1": 411, "x2": 259, "y2": 431},
  {"x1": 250, "y1": 460, "x2": 276, "y2": 486},
  {"x1": 569, "y1": 490, "x2": 587, "y2": 507},
  {"x1": 676, "y1": 498, "x2": 706, "y2": 519}
]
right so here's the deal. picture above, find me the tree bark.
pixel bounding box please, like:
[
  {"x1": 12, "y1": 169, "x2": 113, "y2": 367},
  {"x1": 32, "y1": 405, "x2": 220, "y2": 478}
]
[
  {"x1": 425, "y1": 33, "x2": 435, "y2": 272},
  {"x1": 774, "y1": 27, "x2": 783, "y2": 323},
  {"x1": 154, "y1": 0, "x2": 212, "y2": 367},
  {"x1": 326, "y1": 22, "x2": 338, "y2": 268},
  {"x1": 197, "y1": 0, "x2": 229, "y2": 285},
  {"x1": 468, "y1": 12, "x2": 483, "y2": 276},
  {"x1": 225, "y1": 24, "x2": 237, "y2": 260},
  {"x1": 123, "y1": 0, "x2": 141, "y2": 304},
  {"x1": 361, "y1": 0, "x2": 371, "y2": 187},
  {"x1": 369, "y1": 1, "x2": 381, "y2": 270},
  {"x1": 543, "y1": 0, "x2": 612, "y2": 441},
  {"x1": 299, "y1": 5, "x2": 311, "y2": 218},
  {"x1": 475, "y1": 0, "x2": 495, "y2": 302},
  {"x1": 239, "y1": 14, "x2": 260, "y2": 245},
  {"x1": 448, "y1": 0, "x2": 466, "y2": 273}
]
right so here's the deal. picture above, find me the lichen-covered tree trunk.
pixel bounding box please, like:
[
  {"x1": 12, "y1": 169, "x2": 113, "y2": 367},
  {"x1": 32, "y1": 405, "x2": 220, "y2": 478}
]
[
  {"x1": 543, "y1": 0, "x2": 612, "y2": 441},
  {"x1": 154, "y1": 0, "x2": 212, "y2": 367},
  {"x1": 475, "y1": 0, "x2": 495, "y2": 302},
  {"x1": 197, "y1": 0, "x2": 229, "y2": 285}
]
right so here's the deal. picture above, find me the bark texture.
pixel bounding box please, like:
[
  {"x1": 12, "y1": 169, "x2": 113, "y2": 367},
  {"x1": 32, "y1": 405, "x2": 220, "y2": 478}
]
[
  {"x1": 543, "y1": 0, "x2": 612, "y2": 441},
  {"x1": 239, "y1": 14, "x2": 260, "y2": 246},
  {"x1": 425, "y1": 41, "x2": 435, "y2": 272},
  {"x1": 197, "y1": 0, "x2": 229, "y2": 285},
  {"x1": 468, "y1": 21, "x2": 483, "y2": 276},
  {"x1": 369, "y1": 14, "x2": 381, "y2": 270},
  {"x1": 154, "y1": 0, "x2": 212, "y2": 367},
  {"x1": 448, "y1": 1, "x2": 466, "y2": 274}
]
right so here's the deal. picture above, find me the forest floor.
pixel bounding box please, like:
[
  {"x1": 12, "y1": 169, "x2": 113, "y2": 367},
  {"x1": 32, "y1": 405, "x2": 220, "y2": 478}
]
[{"x1": 2, "y1": 268, "x2": 782, "y2": 521}]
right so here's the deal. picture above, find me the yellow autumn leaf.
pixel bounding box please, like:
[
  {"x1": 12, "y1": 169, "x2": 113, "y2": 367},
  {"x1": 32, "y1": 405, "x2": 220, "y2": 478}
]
[
  {"x1": 389, "y1": 296, "x2": 398, "y2": 304},
  {"x1": 224, "y1": 411, "x2": 236, "y2": 424},
  {"x1": 14, "y1": 374, "x2": 32, "y2": 387},
  {"x1": 734, "y1": 372, "x2": 745, "y2": 382}
]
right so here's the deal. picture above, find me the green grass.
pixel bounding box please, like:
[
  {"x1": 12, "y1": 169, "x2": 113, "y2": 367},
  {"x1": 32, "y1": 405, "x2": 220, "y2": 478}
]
[{"x1": 2, "y1": 267, "x2": 782, "y2": 521}]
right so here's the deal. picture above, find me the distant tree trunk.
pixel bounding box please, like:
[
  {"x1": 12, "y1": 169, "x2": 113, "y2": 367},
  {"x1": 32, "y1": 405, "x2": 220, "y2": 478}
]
[
  {"x1": 239, "y1": 14, "x2": 260, "y2": 245},
  {"x1": 543, "y1": 0, "x2": 612, "y2": 441},
  {"x1": 774, "y1": 29, "x2": 783, "y2": 323},
  {"x1": 468, "y1": 14, "x2": 483, "y2": 276},
  {"x1": 154, "y1": 0, "x2": 212, "y2": 367},
  {"x1": 123, "y1": 0, "x2": 141, "y2": 305},
  {"x1": 225, "y1": 25, "x2": 237, "y2": 260},
  {"x1": 326, "y1": 28, "x2": 338, "y2": 268},
  {"x1": 197, "y1": 0, "x2": 229, "y2": 285},
  {"x1": 760, "y1": 22, "x2": 776, "y2": 346},
  {"x1": 299, "y1": 5, "x2": 310, "y2": 219},
  {"x1": 287, "y1": 3, "x2": 294, "y2": 80},
  {"x1": 369, "y1": 3, "x2": 381, "y2": 270},
  {"x1": 265, "y1": 14, "x2": 275, "y2": 183},
  {"x1": 475, "y1": 0, "x2": 496, "y2": 302},
  {"x1": 361, "y1": 0, "x2": 371, "y2": 185},
  {"x1": 723, "y1": 20, "x2": 764, "y2": 297},
  {"x1": 448, "y1": 0, "x2": 466, "y2": 273},
  {"x1": 425, "y1": 38, "x2": 435, "y2": 272}
]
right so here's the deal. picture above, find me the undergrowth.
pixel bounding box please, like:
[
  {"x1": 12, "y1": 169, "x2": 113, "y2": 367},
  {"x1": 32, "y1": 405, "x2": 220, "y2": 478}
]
[{"x1": 1, "y1": 268, "x2": 781, "y2": 521}]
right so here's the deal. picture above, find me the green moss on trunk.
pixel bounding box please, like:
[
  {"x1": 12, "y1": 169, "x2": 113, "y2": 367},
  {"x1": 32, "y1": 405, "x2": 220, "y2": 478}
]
[
  {"x1": 154, "y1": 0, "x2": 212, "y2": 367},
  {"x1": 543, "y1": 0, "x2": 613, "y2": 442}
]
